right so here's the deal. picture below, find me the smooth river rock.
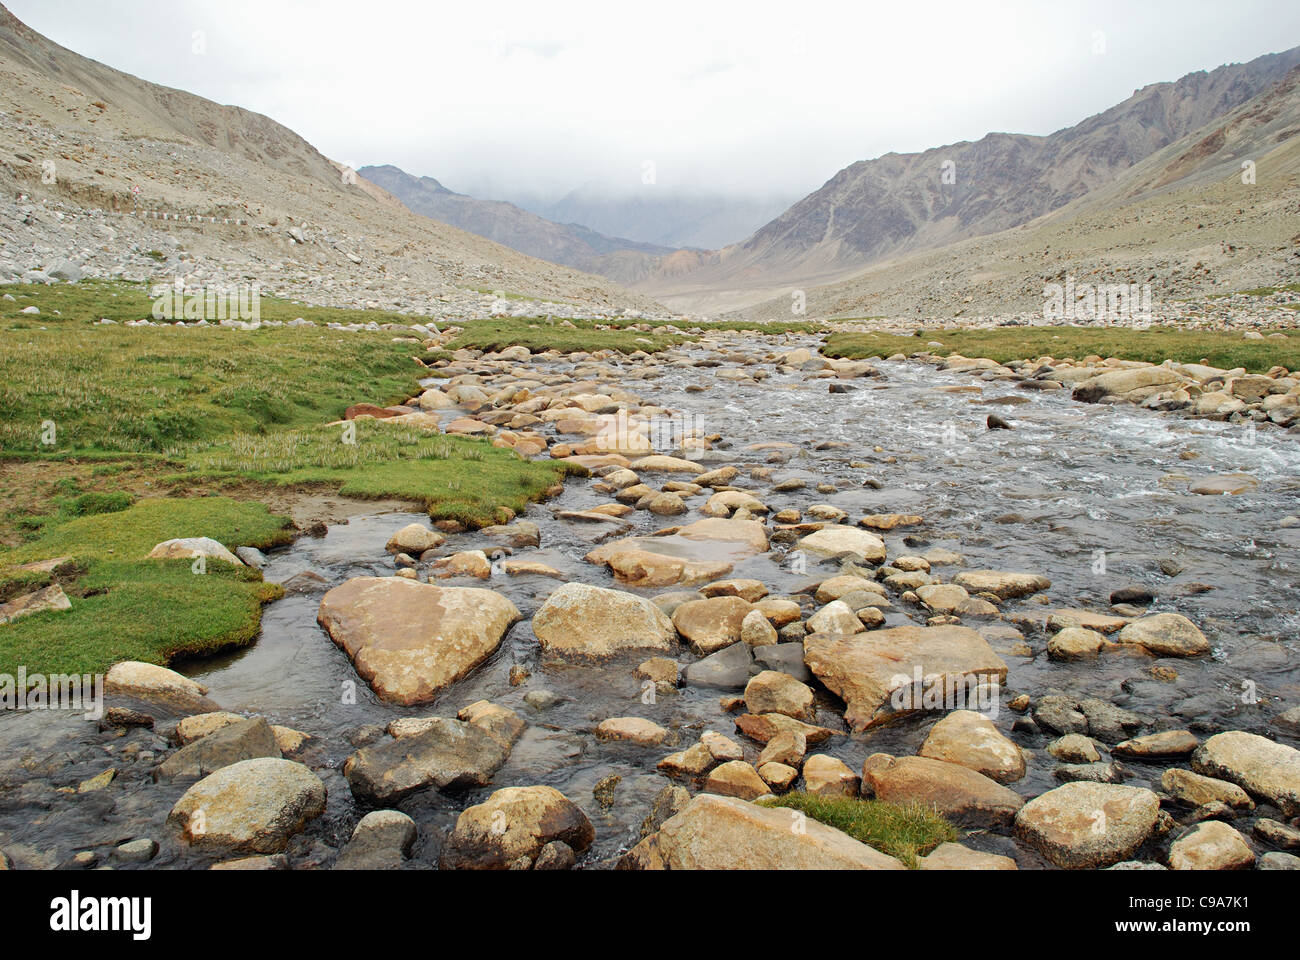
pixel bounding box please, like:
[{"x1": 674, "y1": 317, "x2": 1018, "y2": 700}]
[
  {"x1": 532, "y1": 582, "x2": 676, "y2": 656},
  {"x1": 168, "y1": 758, "x2": 326, "y2": 854},
  {"x1": 1014, "y1": 782, "x2": 1161, "y2": 869},
  {"x1": 628, "y1": 794, "x2": 905, "y2": 870},
  {"x1": 317, "y1": 577, "x2": 521, "y2": 705}
]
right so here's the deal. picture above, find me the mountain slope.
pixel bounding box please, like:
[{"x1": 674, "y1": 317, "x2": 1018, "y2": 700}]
[
  {"x1": 729, "y1": 65, "x2": 1300, "y2": 321},
  {"x1": 358, "y1": 164, "x2": 672, "y2": 284},
  {"x1": 641, "y1": 46, "x2": 1300, "y2": 314},
  {"x1": 0, "y1": 3, "x2": 663, "y2": 316}
]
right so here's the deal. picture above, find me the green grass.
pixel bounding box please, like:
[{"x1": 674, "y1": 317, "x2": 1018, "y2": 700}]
[
  {"x1": 181, "y1": 422, "x2": 581, "y2": 526},
  {"x1": 0, "y1": 322, "x2": 420, "y2": 455},
  {"x1": 0, "y1": 497, "x2": 293, "y2": 676},
  {"x1": 824, "y1": 326, "x2": 1300, "y2": 374},
  {"x1": 758, "y1": 791, "x2": 958, "y2": 868}
]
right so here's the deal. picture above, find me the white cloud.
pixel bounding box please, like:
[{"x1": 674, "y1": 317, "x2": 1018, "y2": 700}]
[{"x1": 8, "y1": 0, "x2": 1299, "y2": 201}]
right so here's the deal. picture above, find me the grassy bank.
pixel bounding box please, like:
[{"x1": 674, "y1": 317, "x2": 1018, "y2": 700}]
[
  {"x1": 0, "y1": 280, "x2": 586, "y2": 677},
  {"x1": 758, "y1": 792, "x2": 958, "y2": 868},
  {"x1": 824, "y1": 326, "x2": 1300, "y2": 373},
  {"x1": 0, "y1": 497, "x2": 292, "y2": 676}
]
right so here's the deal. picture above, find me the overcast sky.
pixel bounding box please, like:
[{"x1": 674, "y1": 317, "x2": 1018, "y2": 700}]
[{"x1": 8, "y1": 0, "x2": 1300, "y2": 202}]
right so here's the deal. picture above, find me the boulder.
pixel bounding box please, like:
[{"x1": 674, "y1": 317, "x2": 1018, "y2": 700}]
[
  {"x1": 168, "y1": 758, "x2": 326, "y2": 853},
  {"x1": 806, "y1": 600, "x2": 863, "y2": 637},
  {"x1": 804, "y1": 625, "x2": 1007, "y2": 731},
  {"x1": 740, "y1": 609, "x2": 779, "y2": 646},
  {"x1": 440, "y1": 786, "x2": 594, "y2": 870},
  {"x1": 1160, "y1": 768, "x2": 1253, "y2": 810},
  {"x1": 672, "y1": 596, "x2": 754, "y2": 655},
  {"x1": 318, "y1": 577, "x2": 521, "y2": 705},
  {"x1": 952, "y1": 570, "x2": 1049, "y2": 600},
  {"x1": 797, "y1": 528, "x2": 886, "y2": 563},
  {"x1": 1048, "y1": 627, "x2": 1105, "y2": 661},
  {"x1": 1191, "y1": 731, "x2": 1300, "y2": 815},
  {"x1": 333, "y1": 810, "x2": 417, "y2": 870},
  {"x1": 638, "y1": 794, "x2": 904, "y2": 870},
  {"x1": 596, "y1": 717, "x2": 669, "y2": 746},
  {"x1": 384, "y1": 523, "x2": 446, "y2": 555},
  {"x1": 1014, "y1": 782, "x2": 1160, "y2": 868},
  {"x1": 918, "y1": 842, "x2": 1018, "y2": 870},
  {"x1": 704, "y1": 761, "x2": 772, "y2": 800},
  {"x1": 343, "y1": 719, "x2": 508, "y2": 803},
  {"x1": 1117, "y1": 613, "x2": 1210, "y2": 657},
  {"x1": 802, "y1": 754, "x2": 860, "y2": 797},
  {"x1": 757, "y1": 730, "x2": 806, "y2": 768},
  {"x1": 1112, "y1": 730, "x2": 1198, "y2": 759},
  {"x1": 1072, "y1": 366, "x2": 1183, "y2": 403},
  {"x1": 683, "y1": 641, "x2": 754, "y2": 689},
  {"x1": 105, "y1": 661, "x2": 214, "y2": 712},
  {"x1": 0, "y1": 583, "x2": 71, "y2": 625},
  {"x1": 457, "y1": 701, "x2": 526, "y2": 751},
  {"x1": 532, "y1": 583, "x2": 676, "y2": 656},
  {"x1": 861, "y1": 754, "x2": 1025, "y2": 828},
  {"x1": 154, "y1": 717, "x2": 281, "y2": 780},
  {"x1": 919, "y1": 710, "x2": 1025, "y2": 783},
  {"x1": 735, "y1": 712, "x2": 836, "y2": 745},
  {"x1": 1168, "y1": 821, "x2": 1255, "y2": 871},
  {"x1": 148, "y1": 537, "x2": 243, "y2": 566},
  {"x1": 743, "y1": 670, "x2": 815, "y2": 720}
]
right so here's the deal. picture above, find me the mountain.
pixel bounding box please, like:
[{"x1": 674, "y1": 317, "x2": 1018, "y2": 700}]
[
  {"x1": 641, "y1": 47, "x2": 1300, "y2": 314},
  {"x1": 0, "y1": 3, "x2": 662, "y2": 315},
  {"x1": 357, "y1": 164, "x2": 673, "y2": 284},
  {"x1": 530, "y1": 186, "x2": 800, "y2": 251},
  {"x1": 728, "y1": 63, "x2": 1300, "y2": 320}
]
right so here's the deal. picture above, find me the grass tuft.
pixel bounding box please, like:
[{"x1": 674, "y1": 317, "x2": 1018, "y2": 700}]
[{"x1": 758, "y1": 791, "x2": 958, "y2": 868}]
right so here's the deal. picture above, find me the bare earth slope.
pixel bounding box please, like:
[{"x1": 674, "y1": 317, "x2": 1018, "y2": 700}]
[
  {"x1": 644, "y1": 48, "x2": 1300, "y2": 316},
  {"x1": 0, "y1": 3, "x2": 664, "y2": 318}
]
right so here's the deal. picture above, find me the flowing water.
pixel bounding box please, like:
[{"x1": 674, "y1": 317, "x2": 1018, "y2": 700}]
[{"x1": 3, "y1": 336, "x2": 1298, "y2": 868}]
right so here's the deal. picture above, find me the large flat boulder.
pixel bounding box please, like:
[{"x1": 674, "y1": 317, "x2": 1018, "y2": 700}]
[
  {"x1": 1117, "y1": 613, "x2": 1210, "y2": 657},
  {"x1": 633, "y1": 794, "x2": 904, "y2": 870},
  {"x1": 317, "y1": 577, "x2": 521, "y2": 706},
  {"x1": 532, "y1": 582, "x2": 676, "y2": 656},
  {"x1": 804, "y1": 625, "x2": 1008, "y2": 731}
]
